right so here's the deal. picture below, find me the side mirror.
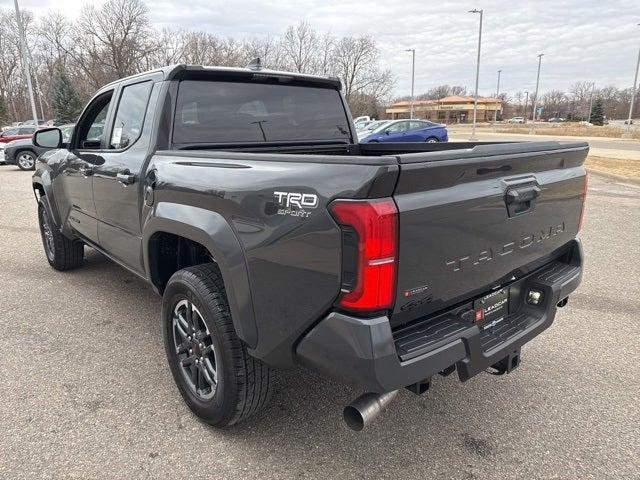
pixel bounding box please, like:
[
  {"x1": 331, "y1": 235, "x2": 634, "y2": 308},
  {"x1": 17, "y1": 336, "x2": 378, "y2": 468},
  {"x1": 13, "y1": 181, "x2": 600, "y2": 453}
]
[
  {"x1": 33, "y1": 128, "x2": 63, "y2": 149},
  {"x1": 384, "y1": 129, "x2": 391, "y2": 135}
]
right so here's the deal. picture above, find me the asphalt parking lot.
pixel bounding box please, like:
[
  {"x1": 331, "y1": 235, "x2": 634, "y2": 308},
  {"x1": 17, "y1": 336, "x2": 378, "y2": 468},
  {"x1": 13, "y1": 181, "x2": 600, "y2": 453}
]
[{"x1": 0, "y1": 165, "x2": 638, "y2": 479}]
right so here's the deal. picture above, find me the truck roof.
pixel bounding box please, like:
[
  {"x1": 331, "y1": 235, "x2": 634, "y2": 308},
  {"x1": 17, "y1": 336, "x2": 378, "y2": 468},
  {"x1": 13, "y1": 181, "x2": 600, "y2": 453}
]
[{"x1": 102, "y1": 64, "x2": 342, "y2": 90}]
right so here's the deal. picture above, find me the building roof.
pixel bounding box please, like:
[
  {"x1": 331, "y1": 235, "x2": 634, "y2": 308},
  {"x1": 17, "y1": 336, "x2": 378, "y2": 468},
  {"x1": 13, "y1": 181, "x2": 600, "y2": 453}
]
[{"x1": 390, "y1": 96, "x2": 501, "y2": 107}]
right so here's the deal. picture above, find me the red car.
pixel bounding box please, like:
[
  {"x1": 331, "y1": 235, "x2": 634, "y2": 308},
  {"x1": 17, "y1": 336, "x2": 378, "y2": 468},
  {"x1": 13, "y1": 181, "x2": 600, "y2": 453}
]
[{"x1": 0, "y1": 125, "x2": 38, "y2": 143}]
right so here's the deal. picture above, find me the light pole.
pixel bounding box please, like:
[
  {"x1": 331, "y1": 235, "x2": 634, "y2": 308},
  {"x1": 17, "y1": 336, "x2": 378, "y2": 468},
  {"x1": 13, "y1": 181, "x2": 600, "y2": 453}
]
[
  {"x1": 587, "y1": 82, "x2": 595, "y2": 123},
  {"x1": 469, "y1": 8, "x2": 483, "y2": 141},
  {"x1": 623, "y1": 24, "x2": 640, "y2": 138},
  {"x1": 523, "y1": 90, "x2": 529, "y2": 122},
  {"x1": 406, "y1": 49, "x2": 416, "y2": 119},
  {"x1": 530, "y1": 53, "x2": 544, "y2": 134},
  {"x1": 13, "y1": 0, "x2": 38, "y2": 125},
  {"x1": 494, "y1": 69, "x2": 501, "y2": 124}
]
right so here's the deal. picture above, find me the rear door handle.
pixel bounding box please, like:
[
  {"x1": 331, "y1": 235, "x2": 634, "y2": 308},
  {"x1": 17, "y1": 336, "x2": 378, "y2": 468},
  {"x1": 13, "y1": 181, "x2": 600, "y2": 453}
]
[{"x1": 116, "y1": 169, "x2": 136, "y2": 185}]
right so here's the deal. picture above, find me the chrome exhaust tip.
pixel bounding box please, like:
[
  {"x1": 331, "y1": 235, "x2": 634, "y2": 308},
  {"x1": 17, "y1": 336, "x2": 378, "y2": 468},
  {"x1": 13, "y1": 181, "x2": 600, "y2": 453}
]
[{"x1": 343, "y1": 390, "x2": 399, "y2": 431}]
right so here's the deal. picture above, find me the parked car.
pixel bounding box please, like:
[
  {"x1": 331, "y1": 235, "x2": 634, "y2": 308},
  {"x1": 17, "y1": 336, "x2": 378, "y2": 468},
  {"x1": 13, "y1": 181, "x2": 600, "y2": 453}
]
[
  {"x1": 353, "y1": 115, "x2": 371, "y2": 125},
  {"x1": 548, "y1": 117, "x2": 565, "y2": 123},
  {"x1": 624, "y1": 119, "x2": 634, "y2": 125},
  {"x1": 0, "y1": 125, "x2": 39, "y2": 144},
  {"x1": 32, "y1": 64, "x2": 586, "y2": 431},
  {"x1": 354, "y1": 119, "x2": 377, "y2": 130},
  {"x1": 4, "y1": 124, "x2": 74, "y2": 170},
  {"x1": 356, "y1": 119, "x2": 388, "y2": 132},
  {"x1": 19, "y1": 119, "x2": 47, "y2": 126},
  {"x1": 359, "y1": 119, "x2": 448, "y2": 143},
  {"x1": 508, "y1": 117, "x2": 525, "y2": 124}
]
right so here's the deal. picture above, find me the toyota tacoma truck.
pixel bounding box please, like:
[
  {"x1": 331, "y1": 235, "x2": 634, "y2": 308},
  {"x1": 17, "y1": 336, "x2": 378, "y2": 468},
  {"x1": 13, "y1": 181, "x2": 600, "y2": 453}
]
[{"x1": 32, "y1": 64, "x2": 587, "y2": 430}]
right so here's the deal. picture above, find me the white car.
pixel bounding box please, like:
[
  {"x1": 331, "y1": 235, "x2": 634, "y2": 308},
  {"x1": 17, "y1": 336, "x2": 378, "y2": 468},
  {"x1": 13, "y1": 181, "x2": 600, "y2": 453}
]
[{"x1": 508, "y1": 117, "x2": 525, "y2": 124}]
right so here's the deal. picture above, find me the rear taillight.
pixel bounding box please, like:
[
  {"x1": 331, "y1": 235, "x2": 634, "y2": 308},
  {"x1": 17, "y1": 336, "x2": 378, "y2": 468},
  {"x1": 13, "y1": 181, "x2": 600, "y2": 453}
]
[
  {"x1": 329, "y1": 198, "x2": 398, "y2": 313},
  {"x1": 578, "y1": 172, "x2": 588, "y2": 232}
]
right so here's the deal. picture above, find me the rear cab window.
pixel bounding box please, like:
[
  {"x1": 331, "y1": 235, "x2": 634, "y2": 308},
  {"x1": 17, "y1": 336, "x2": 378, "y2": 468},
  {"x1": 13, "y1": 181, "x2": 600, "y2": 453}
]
[
  {"x1": 110, "y1": 81, "x2": 153, "y2": 149},
  {"x1": 172, "y1": 80, "x2": 351, "y2": 146}
]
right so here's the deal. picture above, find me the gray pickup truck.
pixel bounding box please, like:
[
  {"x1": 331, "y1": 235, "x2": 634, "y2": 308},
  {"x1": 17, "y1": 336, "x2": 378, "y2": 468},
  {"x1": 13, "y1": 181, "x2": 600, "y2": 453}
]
[{"x1": 32, "y1": 64, "x2": 587, "y2": 431}]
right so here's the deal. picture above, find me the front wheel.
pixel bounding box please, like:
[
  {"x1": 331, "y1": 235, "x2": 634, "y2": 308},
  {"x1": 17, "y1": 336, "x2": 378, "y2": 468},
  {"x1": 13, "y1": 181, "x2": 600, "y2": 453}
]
[
  {"x1": 162, "y1": 263, "x2": 274, "y2": 427},
  {"x1": 425, "y1": 137, "x2": 439, "y2": 143},
  {"x1": 38, "y1": 199, "x2": 84, "y2": 270},
  {"x1": 17, "y1": 151, "x2": 36, "y2": 170}
]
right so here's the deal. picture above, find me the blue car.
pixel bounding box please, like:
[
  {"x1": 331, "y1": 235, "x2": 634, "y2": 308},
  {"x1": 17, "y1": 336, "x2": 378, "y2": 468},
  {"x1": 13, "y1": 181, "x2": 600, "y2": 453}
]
[{"x1": 358, "y1": 119, "x2": 448, "y2": 143}]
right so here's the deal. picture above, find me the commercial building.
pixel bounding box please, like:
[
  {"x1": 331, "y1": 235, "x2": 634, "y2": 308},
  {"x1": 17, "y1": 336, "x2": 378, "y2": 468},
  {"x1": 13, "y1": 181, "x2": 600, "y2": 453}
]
[{"x1": 386, "y1": 95, "x2": 502, "y2": 123}]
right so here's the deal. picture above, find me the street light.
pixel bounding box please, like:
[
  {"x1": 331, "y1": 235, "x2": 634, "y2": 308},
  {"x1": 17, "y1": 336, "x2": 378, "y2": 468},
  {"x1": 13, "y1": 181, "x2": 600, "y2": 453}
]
[
  {"x1": 494, "y1": 69, "x2": 501, "y2": 124},
  {"x1": 406, "y1": 49, "x2": 416, "y2": 119},
  {"x1": 587, "y1": 82, "x2": 595, "y2": 123},
  {"x1": 469, "y1": 9, "x2": 483, "y2": 141},
  {"x1": 13, "y1": 0, "x2": 38, "y2": 125},
  {"x1": 524, "y1": 90, "x2": 529, "y2": 122},
  {"x1": 623, "y1": 23, "x2": 640, "y2": 138},
  {"x1": 530, "y1": 53, "x2": 544, "y2": 134}
]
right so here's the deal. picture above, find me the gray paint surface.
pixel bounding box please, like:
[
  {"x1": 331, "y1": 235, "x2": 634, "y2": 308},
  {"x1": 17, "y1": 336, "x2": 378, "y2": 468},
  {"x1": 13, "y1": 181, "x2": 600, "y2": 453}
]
[{"x1": 0, "y1": 168, "x2": 637, "y2": 478}]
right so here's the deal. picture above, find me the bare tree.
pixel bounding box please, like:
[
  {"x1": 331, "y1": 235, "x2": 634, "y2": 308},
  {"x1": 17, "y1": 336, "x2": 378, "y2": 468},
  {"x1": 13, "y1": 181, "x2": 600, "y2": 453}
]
[
  {"x1": 69, "y1": 0, "x2": 157, "y2": 87},
  {"x1": 281, "y1": 21, "x2": 319, "y2": 73},
  {"x1": 542, "y1": 90, "x2": 567, "y2": 117},
  {"x1": 332, "y1": 35, "x2": 393, "y2": 101}
]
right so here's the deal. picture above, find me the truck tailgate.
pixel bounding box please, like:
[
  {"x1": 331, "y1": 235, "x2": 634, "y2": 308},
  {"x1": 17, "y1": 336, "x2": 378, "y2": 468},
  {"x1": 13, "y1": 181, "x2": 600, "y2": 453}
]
[{"x1": 391, "y1": 141, "x2": 588, "y2": 325}]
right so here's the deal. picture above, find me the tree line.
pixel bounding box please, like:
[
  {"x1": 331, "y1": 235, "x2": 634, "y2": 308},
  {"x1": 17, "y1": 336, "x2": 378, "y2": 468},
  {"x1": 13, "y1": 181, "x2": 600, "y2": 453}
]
[
  {"x1": 0, "y1": 0, "x2": 394, "y2": 125},
  {"x1": 397, "y1": 82, "x2": 638, "y2": 123},
  {"x1": 1, "y1": 0, "x2": 637, "y2": 126}
]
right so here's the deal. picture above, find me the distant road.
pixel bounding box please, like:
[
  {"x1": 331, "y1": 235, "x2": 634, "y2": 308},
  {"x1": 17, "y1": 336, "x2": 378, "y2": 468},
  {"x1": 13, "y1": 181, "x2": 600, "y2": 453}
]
[{"x1": 449, "y1": 127, "x2": 640, "y2": 160}]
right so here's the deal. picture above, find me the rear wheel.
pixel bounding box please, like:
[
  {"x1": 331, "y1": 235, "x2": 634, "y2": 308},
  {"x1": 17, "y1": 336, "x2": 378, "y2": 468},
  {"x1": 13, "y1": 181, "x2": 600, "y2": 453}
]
[
  {"x1": 162, "y1": 263, "x2": 274, "y2": 427},
  {"x1": 425, "y1": 137, "x2": 439, "y2": 143},
  {"x1": 37, "y1": 199, "x2": 84, "y2": 270},
  {"x1": 17, "y1": 150, "x2": 36, "y2": 170}
]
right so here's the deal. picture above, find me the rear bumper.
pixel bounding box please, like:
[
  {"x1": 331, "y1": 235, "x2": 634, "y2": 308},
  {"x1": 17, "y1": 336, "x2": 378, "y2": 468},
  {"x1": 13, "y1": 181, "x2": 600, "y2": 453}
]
[{"x1": 296, "y1": 240, "x2": 583, "y2": 393}]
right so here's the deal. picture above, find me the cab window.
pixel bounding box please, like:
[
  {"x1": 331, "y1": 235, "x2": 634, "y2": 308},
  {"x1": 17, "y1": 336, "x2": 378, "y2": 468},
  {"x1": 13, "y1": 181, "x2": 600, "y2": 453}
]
[
  {"x1": 76, "y1": 91, "x2": 113, "y2": 150},
  {"x1": 109, "y1": 81, "x2": 153, "y2": 149},
  {"x1": 387, "y1": 121, "x2": 409, "y2": 133}
]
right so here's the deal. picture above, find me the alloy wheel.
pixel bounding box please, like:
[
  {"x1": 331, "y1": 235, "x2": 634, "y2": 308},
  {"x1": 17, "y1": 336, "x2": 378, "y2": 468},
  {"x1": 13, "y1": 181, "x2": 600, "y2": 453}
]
[
  {"x1": 39, "y1": 206, "x2": 55, "y2": 261},
  {"x1": 172, "y1": 299, "x2": 219, "y2": 400},
  {"x1": 18, "y1": 153, "x2": 35, "y2": 170}
]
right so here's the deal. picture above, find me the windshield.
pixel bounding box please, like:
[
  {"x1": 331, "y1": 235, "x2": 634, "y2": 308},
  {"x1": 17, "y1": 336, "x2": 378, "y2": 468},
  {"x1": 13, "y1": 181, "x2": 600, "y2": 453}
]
[
  {"x1": 361, "y1": 120, "x2": 390, "y2": 132},
  {"x1": 173, "y1": 80, "x2": 351, "y2": 145},
  {"x1": 369, "y1": 121, "x2": 394, "y2": 134}
]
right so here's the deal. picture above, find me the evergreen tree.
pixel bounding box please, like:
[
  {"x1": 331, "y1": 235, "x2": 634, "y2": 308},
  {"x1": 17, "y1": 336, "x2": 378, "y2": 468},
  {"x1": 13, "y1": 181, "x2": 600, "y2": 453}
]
[
  {"x1": 51, "y1": 69, "x2": 83, "y2": 124},
  {"x1": 0, "y1": 96, "x2": 9, "y2": 127},
  {"x1": 590, "y1": 98, "x2": 604, "y2": 126}
]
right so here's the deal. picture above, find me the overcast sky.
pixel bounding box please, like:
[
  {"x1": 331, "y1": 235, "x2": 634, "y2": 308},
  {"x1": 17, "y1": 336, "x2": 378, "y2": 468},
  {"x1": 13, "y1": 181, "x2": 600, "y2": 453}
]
[{"x1": 4, "y1": 0, "x2": 640, "y2": 97}]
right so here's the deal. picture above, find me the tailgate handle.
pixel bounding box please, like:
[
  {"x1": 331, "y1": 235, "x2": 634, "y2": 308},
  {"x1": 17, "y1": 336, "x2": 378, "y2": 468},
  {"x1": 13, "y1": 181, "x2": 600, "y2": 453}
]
[{"x1": 505, "y1": 185, "x2": 540, "y2": 217}]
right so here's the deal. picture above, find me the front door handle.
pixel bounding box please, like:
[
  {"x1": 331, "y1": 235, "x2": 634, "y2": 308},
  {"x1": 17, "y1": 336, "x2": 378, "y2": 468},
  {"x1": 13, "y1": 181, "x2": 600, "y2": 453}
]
[{"x1": 116, "y1": 169, "x2": 136, "y2": 185}]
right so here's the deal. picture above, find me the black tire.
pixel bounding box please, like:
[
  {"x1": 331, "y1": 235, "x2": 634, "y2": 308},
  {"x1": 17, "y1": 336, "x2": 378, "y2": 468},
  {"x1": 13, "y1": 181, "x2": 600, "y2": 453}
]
[
  {"x1": 162, "y1": 263, "x2": 273, "y2": 427},
  {"x1": 425, "y1": 136, "x2": 439, "y2": 143},
  {"x1": 16, "y1": 150, "x2": 37, "y2": 171},
  {"x1": 37, "y1": 198, "x2": 84, "y2": 270}
]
